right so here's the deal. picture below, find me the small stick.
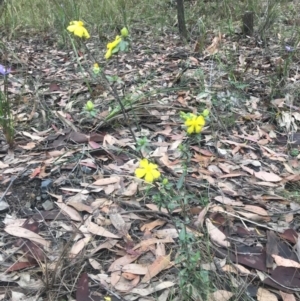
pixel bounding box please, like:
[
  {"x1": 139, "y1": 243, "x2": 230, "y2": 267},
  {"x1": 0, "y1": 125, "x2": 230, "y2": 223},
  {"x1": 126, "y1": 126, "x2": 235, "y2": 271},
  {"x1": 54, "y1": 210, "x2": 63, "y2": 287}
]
[{"x1": 0, "y1": 176, "x2": 16, "y2": 202}]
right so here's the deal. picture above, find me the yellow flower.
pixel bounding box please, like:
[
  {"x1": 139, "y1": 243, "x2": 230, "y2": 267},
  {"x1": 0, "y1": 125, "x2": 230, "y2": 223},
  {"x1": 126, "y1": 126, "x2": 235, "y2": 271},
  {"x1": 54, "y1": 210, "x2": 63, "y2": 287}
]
[
  {"x1": 67, "y1": 21, "x2": 90, "y2": 39},
  {"x1": 107, "y1": 36, "x2": 122, "y2": 50},
  {"x1": 185, "y1": 114, "x2": 205, "y2": 134},
  {"x1": 121, "y1": 27, "x2": 129, "y2": 37},
  {"x1": 105, "y1": 35, "x2": 122, "y2": 59},
  {"x1": 135, "y1": 159, "x2": 160, "y2": 183}
]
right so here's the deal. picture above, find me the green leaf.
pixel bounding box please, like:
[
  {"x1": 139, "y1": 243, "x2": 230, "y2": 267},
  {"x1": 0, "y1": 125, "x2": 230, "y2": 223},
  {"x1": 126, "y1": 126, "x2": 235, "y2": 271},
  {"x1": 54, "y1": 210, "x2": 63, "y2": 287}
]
[
  {"x1": 179, "y1": 227, "x2": 186, "y2": 241},
  {"x1": 176, "y1": 173, "x2": 185, "y2": 189},
  {"x1": 119, "y1": 40, "x2": 128, "y2": 52},
  {"x1": 112, "y1": 45, "x2": 120, "y2": 54}
]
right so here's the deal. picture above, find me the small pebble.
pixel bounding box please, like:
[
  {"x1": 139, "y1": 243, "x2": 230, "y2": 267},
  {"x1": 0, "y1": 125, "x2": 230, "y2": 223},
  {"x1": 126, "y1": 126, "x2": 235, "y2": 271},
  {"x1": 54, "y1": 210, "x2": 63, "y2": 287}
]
[
  {"x1": 41, "y1": 179, "x2": 53, "y2": 192},
  {"x1": 81, "y1": 165, "x2": 93, "y2": 174},
  {"x1": 42, "y1": 200, "x2": 54, "y2": 211}
]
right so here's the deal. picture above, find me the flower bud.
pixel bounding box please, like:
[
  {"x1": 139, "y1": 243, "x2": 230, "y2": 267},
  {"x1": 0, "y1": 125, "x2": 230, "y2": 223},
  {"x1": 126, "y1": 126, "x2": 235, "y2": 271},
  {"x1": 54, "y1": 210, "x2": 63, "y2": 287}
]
[
  {"x1": 162, "y1": 178, "x2": 169, "y2": 185},
  {"x1": 93, "y1": 63, "x2": 100, "y2": 74},
  {"x1": 120, "y1": 27, "x2": 129, "y2": 37},
  {"x1": 202, "y1": 109, "x2": 210, "y2": 117},
  {"x1": 85, "y1": 100, "x2": 95, "y2": 111}
]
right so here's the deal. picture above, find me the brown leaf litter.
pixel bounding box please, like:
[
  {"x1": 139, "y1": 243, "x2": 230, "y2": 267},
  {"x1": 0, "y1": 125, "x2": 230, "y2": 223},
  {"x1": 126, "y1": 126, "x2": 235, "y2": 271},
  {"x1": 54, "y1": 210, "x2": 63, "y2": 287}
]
[{"x1": 1, "y1": 26, "x2": 300, "y2": 300}]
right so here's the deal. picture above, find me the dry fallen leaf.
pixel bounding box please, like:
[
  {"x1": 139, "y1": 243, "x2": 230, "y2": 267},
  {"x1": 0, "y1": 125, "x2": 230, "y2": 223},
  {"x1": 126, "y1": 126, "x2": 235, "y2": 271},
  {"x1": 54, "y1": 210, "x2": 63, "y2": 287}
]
[
  {"x1": 243, "y1": 205, "x2": 269, "y2": 216},
  {"x1": 122, "y1": 181, "x2": 138, "y2": 196},
  {"x1": 254, "y1": 170, "x2": 282, "y2": 182},
  {"x1": 205, "y1": 33, "x2": 222, "y2": 55},
  {"x1": 214, "y1": 196, "x2": 243, "y2": 206},
  {"x1": 87, "y1": 221, "x2": 120, "y2": 239},
  {"x1": 55, "y1": 202, "x2": 82, "y2": 222},
  {"x1": 93, "y1": 176, "x2": 120, "y2": 186},
  {"x1": 141, "y1": 219, "x2": 166, "y2": 231},
  {"x1": 130, "y1": 281, "x2": 175, "y2": 296},
  {"x1": 109, "y1": 254, "x2": 140, "y2": 272},
  {"x1": 109, "y1": 211, "x2": 129, "y2": 234},
  {"x1": 141, "y1": 253, "x2": 171, "y2": 283},
  {"x1": 194, "y1": 204, "x2": 210, "y2": 228},
  {"x1": 5, "y1": 225, "x2": 50, "y2": 248},
  {"x1": 69, "y1": 236, "x2": 91, "y2": 258},
  {"x1": 205, "y1": 219, "x2": 230, "y2": 247},
  {"x1": 208, "y1": 290, "x2": 233, "y2": 301},
  {"x1": 257, "y1": 287, "x2": 278, "y2": 301},
  {"x1": 222, "y1": 264, "x2": 251, "y2": 275},
  {"x1": 280, "y1": 292, "x2": 296, "y2": 301},
  {"x1": 122, "y1": 263, "x2": 149, "y2": 275},
  {"x1": 133, "y1": 237, "x2": 174, "y2": 251},
  {"x1": 272, "y1": 254, "x2": 300, "y2": 268}
]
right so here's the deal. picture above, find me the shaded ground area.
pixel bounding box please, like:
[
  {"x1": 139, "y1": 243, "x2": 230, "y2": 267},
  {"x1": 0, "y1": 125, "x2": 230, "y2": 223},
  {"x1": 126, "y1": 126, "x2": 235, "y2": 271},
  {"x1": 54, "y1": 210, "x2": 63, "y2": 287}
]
[{"x1": 1, "y1": 24, "x2": 300, "y2": 301}]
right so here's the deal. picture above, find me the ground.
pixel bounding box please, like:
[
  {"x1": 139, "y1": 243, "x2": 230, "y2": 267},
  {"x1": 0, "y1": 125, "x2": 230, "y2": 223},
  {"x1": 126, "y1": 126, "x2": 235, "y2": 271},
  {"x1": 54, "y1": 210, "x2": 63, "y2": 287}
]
[{"x1": 1, "y1": 6, "x2": 300, "y2": 301}]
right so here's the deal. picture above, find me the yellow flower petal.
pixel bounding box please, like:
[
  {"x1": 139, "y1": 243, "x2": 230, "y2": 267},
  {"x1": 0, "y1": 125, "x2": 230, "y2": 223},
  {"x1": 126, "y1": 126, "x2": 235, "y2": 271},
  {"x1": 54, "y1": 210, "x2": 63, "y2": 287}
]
[
  {"x1": 196, "y1": 116, "x2": 205, "y2": 125},
  {"x1": 139, "y1": 159, "x2": 149, "y2": 168},
  {"x1": 144, "y1": 172, "x2": 154, "y2": 183},
  {"x1": 187, "y1": 126, "x2": 194, "y2": 134},
  {"x1": 148, "y1": 163, "x2": 158, "y2": 169},
  {"x1": 67, "y1": 25, "x2": 76, "y2": 33},
  {"x1": 151, "y1": 169, "x2": 160, "y2": 179},
  {"x1": 135, "y1": 168, "x2": 146, "y2": 179},
  {"x1": 110, "y1": 38, "x2": 121, "y2": 49},
  {"x1": 82, "y1": 28, "x2": 90, "y2": 38},
  {"x1": 195, "y1": 125, "x2": 201, "y2": 133},
  {"x1": 105, "y1": 49, "x2": 112, "y2": 59},
  {"x1": 185, "y1": 119, "x2": 194, "y2": 126}
]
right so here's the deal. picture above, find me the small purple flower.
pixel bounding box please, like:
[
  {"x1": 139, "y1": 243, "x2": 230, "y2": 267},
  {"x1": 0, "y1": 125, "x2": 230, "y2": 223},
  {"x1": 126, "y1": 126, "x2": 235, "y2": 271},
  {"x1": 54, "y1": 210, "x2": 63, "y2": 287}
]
[
  {"x1": 285, "y1": 45, "x2": 294, "y2": 52},
  {"x1": 0, "y1": 64, "x2": 11, "y2": 75}
]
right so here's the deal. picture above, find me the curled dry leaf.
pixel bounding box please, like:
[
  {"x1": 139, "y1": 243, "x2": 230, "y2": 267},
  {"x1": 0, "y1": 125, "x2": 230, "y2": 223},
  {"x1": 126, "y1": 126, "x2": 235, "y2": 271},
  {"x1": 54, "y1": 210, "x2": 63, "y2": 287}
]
[
  {"x1": 205, "y1": 33, "x2": 222, "y2": 55},
  {"x1": 194, "y1": 204, "x2": 210, "y2": 228},
  {"x1": 205, "y1": 219, "x2": 230, "y2": 248}
]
